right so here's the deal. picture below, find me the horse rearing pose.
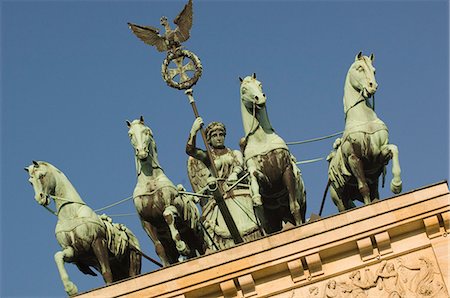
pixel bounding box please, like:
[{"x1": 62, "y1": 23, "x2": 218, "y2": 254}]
[
  {"x1": 127, "y1": 117, "x2": 205, "y2": 265},
  {"x1": 327, "y1": 52, "x2": 402, "y2": 211},
  {"x1": 239, "y1": 73, "x2": 306, "y2": 233},
  {"x1": 25, "y1": 161, "x2": 141, "y2": 296}
]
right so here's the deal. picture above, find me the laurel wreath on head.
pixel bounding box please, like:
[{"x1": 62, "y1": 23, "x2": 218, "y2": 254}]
[{"x1": 162, "y1": 49, "x2": 203, "y2": 90}]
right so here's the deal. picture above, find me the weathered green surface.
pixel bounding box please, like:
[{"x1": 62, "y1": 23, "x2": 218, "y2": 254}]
[
  {"x1": 327, "y1": 53, "x2": 402, "y2": 212},
  {"x1": 239, "y1": 74, "x2": 307, "y2": 233},
  {"x1": 127, "y1": 117, "x2": 205, "y2": 265},
  {"x1": 187, "y1": 118, "x2": 260, "y2": 249},
  {"x1": 25, "y1": 161, "x2": 141, "y2": 296}
]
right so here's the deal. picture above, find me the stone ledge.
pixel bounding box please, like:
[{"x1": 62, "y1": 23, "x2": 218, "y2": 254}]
[{"x1": 77, "y1": 181, "x2": 449, "y2": 298}]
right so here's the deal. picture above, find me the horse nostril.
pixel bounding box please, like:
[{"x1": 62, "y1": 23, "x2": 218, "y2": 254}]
[
  {"x1": 254, "y1": 95, "x2": 259, "y2": 101},
  {"x1": 263, "y1": 93, "x2": 266, "y2": 98},
  {"x1": 369, "y1": 82, "x2": 373, "y2": 87},
  {"x1": 40, "y1": 193, "x2": 44, "y2": 198}
]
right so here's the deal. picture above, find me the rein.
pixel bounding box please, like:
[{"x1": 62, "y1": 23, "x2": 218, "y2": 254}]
[
  {"x1": 40, "y1": 194, "x2": 86, "y2": 216},
  {"x1": 344, "y1": 93, "x2": 376, "y2": 121},
  {"x1": 344, "y1": 95, "x2": 366, "y2": 120}
]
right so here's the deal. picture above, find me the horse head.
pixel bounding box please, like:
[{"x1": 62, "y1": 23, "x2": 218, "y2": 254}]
[
  {"x1": 25, "y1": 161, "x2": 56, "y2": 206},
  {"x1": 239, "y1": 73, "x2": 267, "y2": 111},
  {"x1": 348, "y1": 52, "x2": 378, "y2": 98},
  {"x1": 126, "y1": 116, "x2": 155, "y2": 161}
]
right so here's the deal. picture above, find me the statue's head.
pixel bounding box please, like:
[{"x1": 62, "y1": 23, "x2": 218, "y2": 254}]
[
  {"x1": 160, "y1": 16, "x2": 168, "y2": 26},
  {"x1": 327, "y1": 279, "x2": 336, "y2": 289},
  {"x1": 205, "y1": 122, "x2": 226, "y2": 149},
  {"x1": 349, "y1": 52, "x2": 377, "y2": 98},
  {"x1": 24, "y1": 161, "x2": 55, "y2": 206},
  {"x1": 126, "y1": 116, "x2": 154, "y2": 160},
  {"x1": 239, "y1": 73, "x2": 266, "y2": 108}
]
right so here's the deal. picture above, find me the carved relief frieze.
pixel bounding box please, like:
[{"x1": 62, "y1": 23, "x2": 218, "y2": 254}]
[{"x1": 284, "y1": 251, "x2": 447, "y2": 298}]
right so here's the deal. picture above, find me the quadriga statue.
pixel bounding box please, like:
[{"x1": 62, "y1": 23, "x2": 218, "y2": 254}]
[
  {"x1": 25, "y1": 161, "x2": 141, "y2": 296},
  {"x1": 239, "y1": 73, "x2": 307, "y2": 234},
  {"x1": 126, "y1": 116, "x2": 205, "y2": 265},
  {"x1": 326, "y1": 52, "x2": 402, "y2": 212},
  {"x1": 186, "y1": 118, "x2": 261, "y2": 250}
]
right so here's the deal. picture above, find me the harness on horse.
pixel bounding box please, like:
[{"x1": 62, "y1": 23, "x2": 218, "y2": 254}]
[
  {"x1": 344, "y1": 94, "x2": 376, "y2": 121},
  {"x1": 40, "y1": 194, "x2": 87, "y2": 216}
]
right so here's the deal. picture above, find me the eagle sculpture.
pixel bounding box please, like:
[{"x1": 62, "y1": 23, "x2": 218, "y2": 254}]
[{"x1": 128, "y1": 0, "x2": 193, "y2": 52}]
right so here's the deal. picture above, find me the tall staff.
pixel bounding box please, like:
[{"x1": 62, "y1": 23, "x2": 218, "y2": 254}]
[{"x1": 128, "y1": 0, "x2": 243, "y2": 244}]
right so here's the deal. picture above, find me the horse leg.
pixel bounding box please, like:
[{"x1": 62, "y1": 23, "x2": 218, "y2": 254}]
[
  {"x1": 382, "y1": 144, "x2": 402, "y2": 194},
  {"x1": 141, "y1": 220, "x2": 171, "y2": 266},
  {"x1": 330, "y1": 185, "x2": 347, "y2": 212},
  {"x1": 246, "y1": 159, "x2": 263, "y2": 207},
  {"x1": 370, "y1": 179, "x2": 380, "y2": 202},
  {"x1": 347, "y1": 153, "x2": 371, "y2": 205},
  {"x1": 128, "y1": 248, "x2": 141, "y2": 277},
  {"x1": 294, "y1": 165, "x2": 307, "y2": 223},
  {"x1": 91, "y1": 238, "x2": 113, "y2": 284},
  {"x1": 163, "y1": 205, "x2": 190, "y2": 257},
  {"x1": 283, "y1": 165, "x2": 302, "y2": 225},
  {"x1": 54, "y1": 247, "x2": 78, "y2": 296}
]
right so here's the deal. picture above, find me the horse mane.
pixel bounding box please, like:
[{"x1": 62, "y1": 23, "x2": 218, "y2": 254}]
[{"x1": 37, "y1": 161, "x2": 84, "y2": 203}]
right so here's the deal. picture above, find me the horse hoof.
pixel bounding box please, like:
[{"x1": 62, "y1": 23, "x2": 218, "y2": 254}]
[
  {"x1": 391, "y1": 180, "x2": 402, "y2": 194},
  {"x1": 65, "y1": 282, "x2": 78, "y2": 296},
  {"x1": 176, "y1": 241, "x2": 190, "y2": 255}
]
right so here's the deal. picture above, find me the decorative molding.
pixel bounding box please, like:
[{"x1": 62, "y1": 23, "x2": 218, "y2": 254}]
[
  {"x1": 287, "y1": 259, "x2": 306, "y2": 283},
  {"x1": 423, "y1": 215, "x2": 441, "y2": 239},
  {"x1": 441, "y1": 211, "x2": 449, "y2": 233},
  {"x1": 357, "y1": 237, "x2": 375, "y2": 261},
  {"x1": 238, "y1": 274, "x2": 257, "y2": 297},
  {"x1": 305, "y1": 253, "x2": 323, "y2": 278},
  {"x1": 220, "y1": 279, "x2": 238, "y2": 298},
  {"x1": 375, "y1": 231, "x2": 393, "y2": 256}
]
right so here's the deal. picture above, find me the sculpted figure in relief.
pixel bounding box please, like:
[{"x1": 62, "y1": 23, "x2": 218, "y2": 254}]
[
  {"x1": 374, "y1": 261, "x2": 405, "y2": 297},
  {"x1": 186, "y1": 117, "x2": 260, "y2": 250},
  {"x1": 398, "y1": 257, "x2": 444, "y2": 297}
]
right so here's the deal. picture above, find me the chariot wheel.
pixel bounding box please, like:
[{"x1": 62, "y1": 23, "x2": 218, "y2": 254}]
[{"x1": 162, "y1": 49, "x2": 202, "y2": 90}]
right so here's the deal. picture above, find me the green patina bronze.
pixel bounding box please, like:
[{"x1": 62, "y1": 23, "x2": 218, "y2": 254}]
[
  {"x1": 186, "y1": 117, "x2": 261, "y2": 250},
  {"x1": 325, "y1": 52, "x2": 402, "y2": 212},
  {"x1": 25, "y1": 161, "x2": 141, "y2": 296},
  {"x1": 239, "y1": 73, "x2": 307, "y2": 234},
  {"x1": 127, "y1": 117, "x2": 206, "y2": 265}
]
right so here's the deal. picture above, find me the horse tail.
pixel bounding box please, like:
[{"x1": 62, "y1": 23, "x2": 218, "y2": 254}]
[{"x1": 319, "y1": 180, "x2": 331, "y2": 217}]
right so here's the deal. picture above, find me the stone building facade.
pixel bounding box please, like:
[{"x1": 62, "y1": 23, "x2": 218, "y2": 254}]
[{"x1": 77, "y1": 181, "x2": 449, "y2": 297}]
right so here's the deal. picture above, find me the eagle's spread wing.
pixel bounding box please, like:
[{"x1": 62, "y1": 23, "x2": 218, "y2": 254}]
[
  {"x1": 128, "y1": 22, "x2": 168, "y2": 52},
  {"x1": 173, "y1": 0, "x2": 193, "y2": 43}
]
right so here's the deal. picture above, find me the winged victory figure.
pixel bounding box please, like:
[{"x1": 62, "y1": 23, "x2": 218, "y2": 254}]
[{"x1": 128, "y1": 0, "x2": 193, "y2": 53}]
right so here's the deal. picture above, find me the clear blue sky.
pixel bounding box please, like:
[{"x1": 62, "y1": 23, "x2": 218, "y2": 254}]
[{"x1": 1, "y1": 0, "x2": 448, "y2": 296}]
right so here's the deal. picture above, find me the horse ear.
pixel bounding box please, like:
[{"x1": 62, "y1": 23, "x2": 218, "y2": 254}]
[
  {"x1": 126, "y1": 120, "x2": 131, "y2": 127},
  {"x1": 369, "y1": 53, "x2": 375, "y2": 62},
  {"x1": 139, "y1": 116, "x2": 145, "y2": 123},
  {"x1": 252, "y1": 73, "x2": 257, "y2": 79},
  {"x1": 32, "y1": 160, "x2": 39, "y2": 167},
  {"x1": 355, "y1": 52, "x2": 363, "y2": 61},
  {"x1": 239, "y1": 77, "x2": 243, "y2": 83},
  {"x1": 24, "y1": 167, "x2": 29, "y2": 173}
]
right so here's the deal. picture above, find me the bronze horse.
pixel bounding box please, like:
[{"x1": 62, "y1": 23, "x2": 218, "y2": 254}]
[{"x1": 239, "y1": 74, "x2": 306, "y2": 233}]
